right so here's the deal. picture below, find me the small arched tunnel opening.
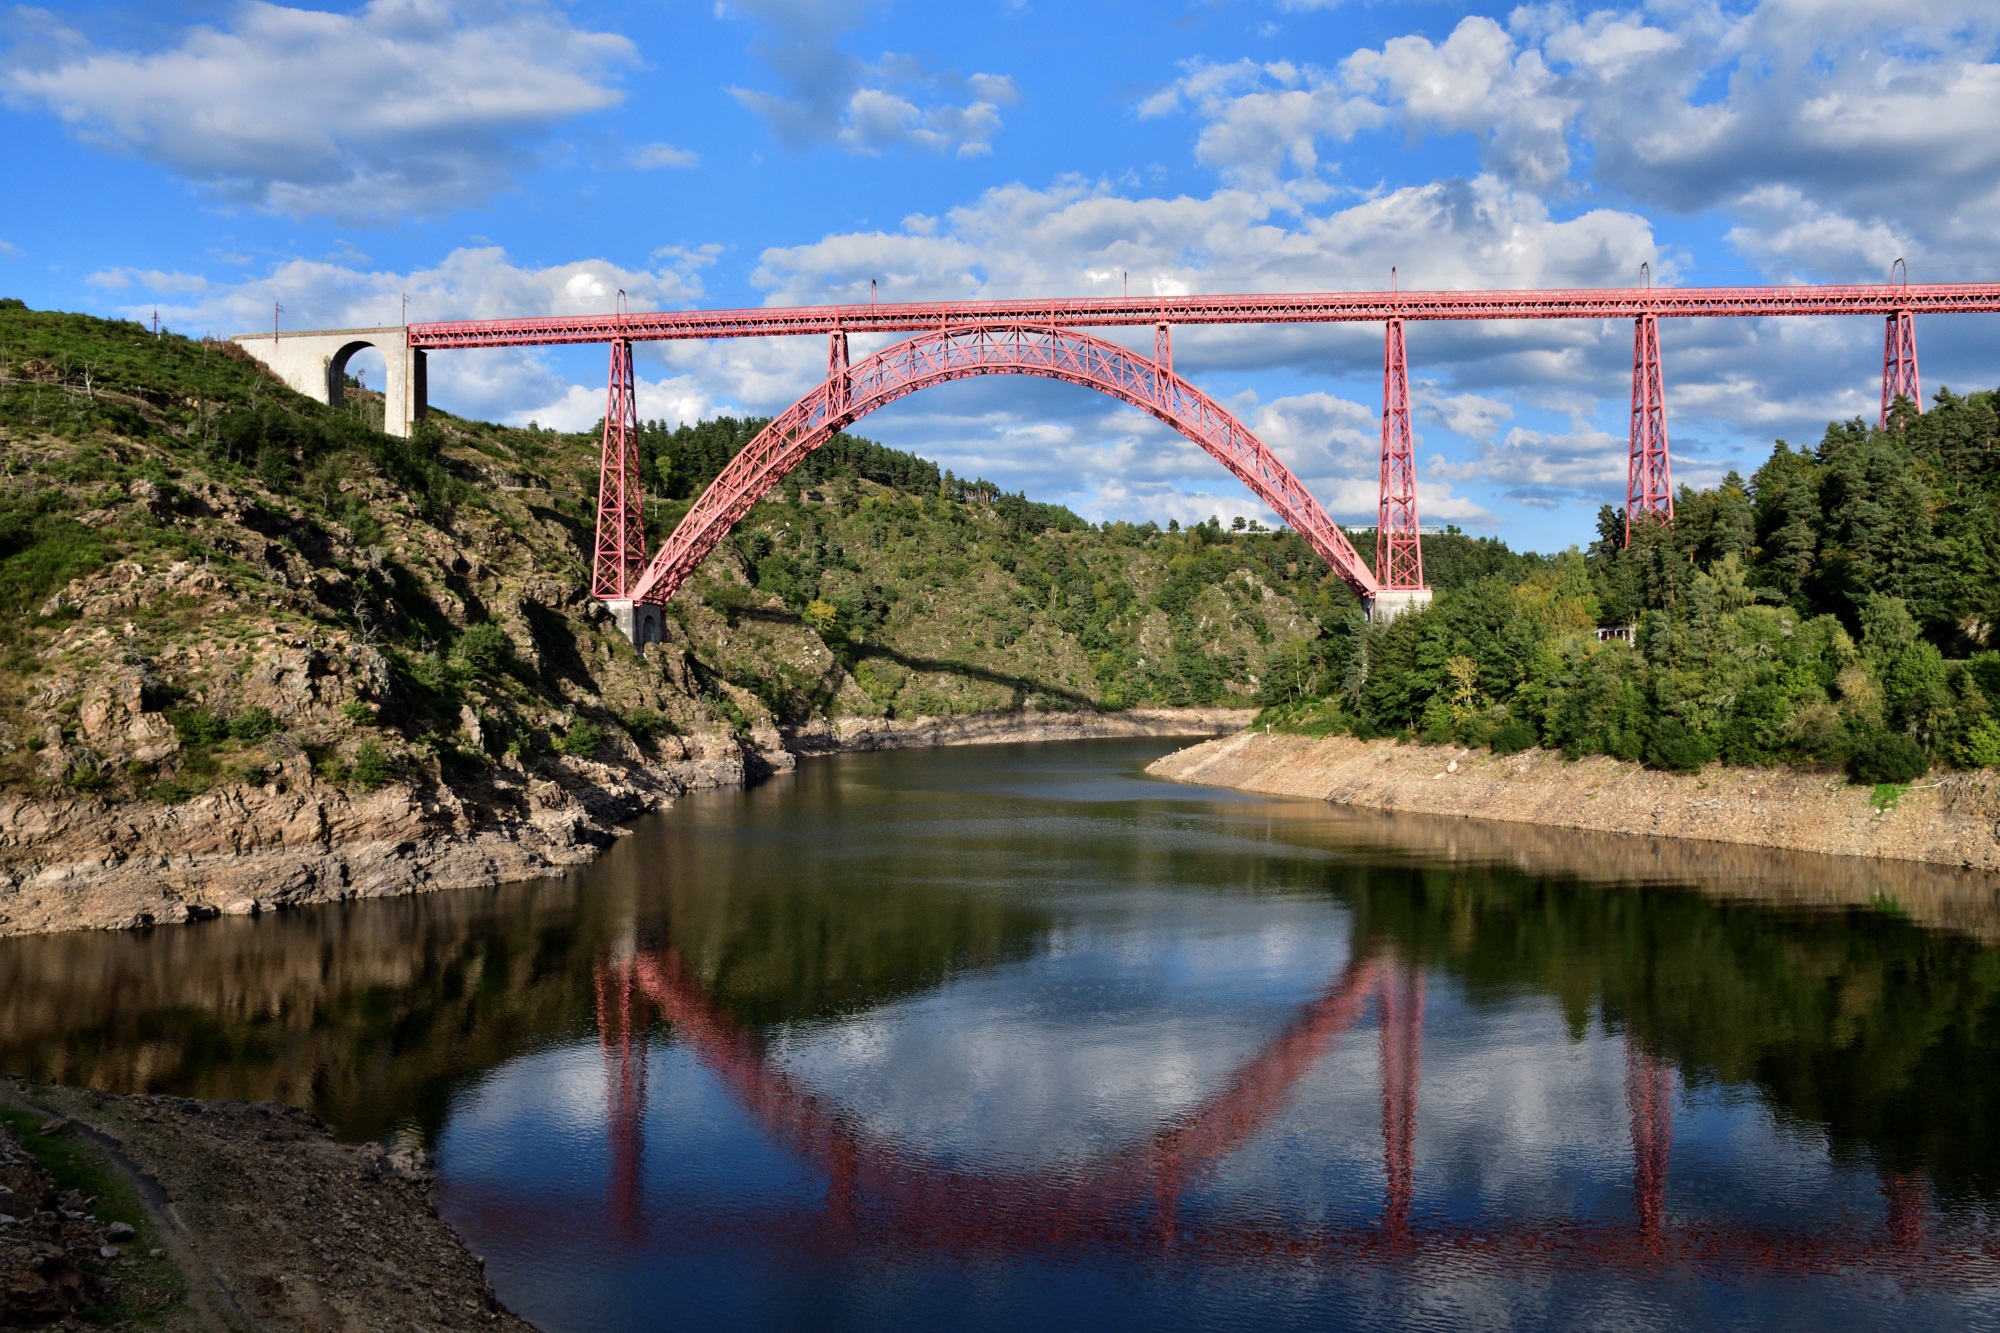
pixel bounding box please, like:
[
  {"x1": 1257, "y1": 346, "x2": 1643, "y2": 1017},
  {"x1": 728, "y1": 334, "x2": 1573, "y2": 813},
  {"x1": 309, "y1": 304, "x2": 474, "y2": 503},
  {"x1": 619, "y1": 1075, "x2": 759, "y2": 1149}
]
[
  {"x1": 328, "y1": 341, "x2": 386, "y2": 409},
  {"x1": 610, "y1": 601, "x2": 664, "y2": 647}
]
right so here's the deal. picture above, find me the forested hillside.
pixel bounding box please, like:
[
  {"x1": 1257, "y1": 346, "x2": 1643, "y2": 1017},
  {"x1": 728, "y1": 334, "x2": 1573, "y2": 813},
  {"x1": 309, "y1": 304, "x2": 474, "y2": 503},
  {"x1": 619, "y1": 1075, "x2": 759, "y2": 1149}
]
[
  {"x1": 1271, "y1": 392, "x2": 2000, "y2": 784},
  {"x1": 8, "y1": 295, "x2": 1989, "y2": 817},
  {"x1": 0, "y1": 300, "x2": 1348, "y2": 814}
]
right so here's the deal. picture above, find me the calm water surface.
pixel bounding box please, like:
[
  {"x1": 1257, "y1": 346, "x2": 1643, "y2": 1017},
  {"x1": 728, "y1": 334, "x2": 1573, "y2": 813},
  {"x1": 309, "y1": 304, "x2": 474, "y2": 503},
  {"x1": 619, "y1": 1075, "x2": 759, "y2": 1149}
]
[{"x1": 6, "y1": 739, "x2": 2000, "y2": 1330}]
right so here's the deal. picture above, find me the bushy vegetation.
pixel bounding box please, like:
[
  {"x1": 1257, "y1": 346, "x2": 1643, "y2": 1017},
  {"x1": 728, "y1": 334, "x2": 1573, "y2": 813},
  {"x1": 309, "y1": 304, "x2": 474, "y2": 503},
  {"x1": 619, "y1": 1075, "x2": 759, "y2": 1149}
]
[
  {"x1": 11, "y1": 295, "x2": 2000, "y2": 796},
  {"x1": 1263, "y1": 391, "x2": 2000, "y2": 780}
]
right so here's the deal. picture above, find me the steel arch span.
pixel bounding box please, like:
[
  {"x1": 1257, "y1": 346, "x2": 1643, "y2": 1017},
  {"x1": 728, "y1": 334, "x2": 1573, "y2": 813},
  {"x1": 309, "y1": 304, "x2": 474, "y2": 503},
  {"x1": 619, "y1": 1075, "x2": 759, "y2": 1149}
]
[{"x1": 625, "y1": 323, "x2": 1381, "y2": 606}]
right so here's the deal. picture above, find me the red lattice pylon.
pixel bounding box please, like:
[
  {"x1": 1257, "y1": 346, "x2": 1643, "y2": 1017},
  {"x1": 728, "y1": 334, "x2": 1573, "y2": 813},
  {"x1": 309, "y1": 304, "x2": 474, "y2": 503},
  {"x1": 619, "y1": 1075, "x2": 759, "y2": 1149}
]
[
  {"x1": 1881, "y1": 309, "x2": 1920, "y2": 428},
  {"x1": 591, "y1": 338, "x2": 647, "y2": 599},
  {"x1": 1376, "y1": 319, "x2": 1425, "y2": 589},
  {"x1": 1625, "y1": 313, "x2": 1673, "y2": 545},
  {"x1": 827, "y1": 328, "x2": 850, "y2": 416}
]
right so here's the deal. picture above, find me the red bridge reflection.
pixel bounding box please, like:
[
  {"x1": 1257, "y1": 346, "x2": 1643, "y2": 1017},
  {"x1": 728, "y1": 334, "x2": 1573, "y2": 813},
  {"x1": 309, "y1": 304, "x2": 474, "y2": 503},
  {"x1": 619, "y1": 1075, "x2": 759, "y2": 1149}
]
[{"x1": 444, "y1": 945, "x2": 1998, "y2": 1285}]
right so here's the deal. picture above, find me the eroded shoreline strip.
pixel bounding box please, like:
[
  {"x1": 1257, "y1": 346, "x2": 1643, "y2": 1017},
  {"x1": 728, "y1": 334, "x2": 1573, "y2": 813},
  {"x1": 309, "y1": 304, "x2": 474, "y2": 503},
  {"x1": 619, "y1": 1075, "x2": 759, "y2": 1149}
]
[
  {"x1": 0, "y1": 708, "x2": 1251, "y2": 939},
  {"x1": 1150, "y1": 731, "x2": 2000, "y2": 874}
]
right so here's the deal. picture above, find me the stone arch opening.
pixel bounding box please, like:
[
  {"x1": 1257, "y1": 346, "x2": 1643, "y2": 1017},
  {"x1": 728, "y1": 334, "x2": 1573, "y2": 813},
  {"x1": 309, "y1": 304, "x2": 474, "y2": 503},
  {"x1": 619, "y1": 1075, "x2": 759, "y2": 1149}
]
[{"x1": 327, "y1": 340, "x2": 386, "y2": 408}]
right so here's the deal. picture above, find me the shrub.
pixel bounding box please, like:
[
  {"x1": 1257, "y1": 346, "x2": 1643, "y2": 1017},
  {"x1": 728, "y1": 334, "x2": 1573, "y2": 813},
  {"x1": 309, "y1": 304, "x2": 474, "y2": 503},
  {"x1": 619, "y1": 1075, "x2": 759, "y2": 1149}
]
[
  {"x1": 1848, "y1": 730, "x2": 1929, "y2": 784},
  {"x1": 1645, "y1": 717, "x2": 1716, "y2": 772},
  {"x1": 150, "y1": 778, "x2": 197, "y2": 804},
  {"x1": 340, "y1": 700, "x2": 374, "y2": 725},
  {"x1": 350, "y1": 739, "x2": 395, "y2": 790},
  {"x1": 556, "y1": 721, "x2": 602, "y2": 757},
  {"x1": 1418, "y1": 695, "x2": 1455, "y2": 745},
  {"x1": 456, "y1": 621, "x2": 513, "y2": 676},
  {"x1": 620, "y1": 707, "x2": 667, "y2": 740},
  {"x1": 1490, "y1": 717, "x2": 1538, "y2": 755},
  {"x1": 167, "y1": 707, "x2": 229, "y2": 746},
  {"x1": 1963, "y1": 718, "x2": 2000, "y2": 769},
  {"x1": 228, "y1": 706, "x2": 279, "y2": 741},
  {"x1": 64, "y1": 762, "x2": 106, "y2": 792}
]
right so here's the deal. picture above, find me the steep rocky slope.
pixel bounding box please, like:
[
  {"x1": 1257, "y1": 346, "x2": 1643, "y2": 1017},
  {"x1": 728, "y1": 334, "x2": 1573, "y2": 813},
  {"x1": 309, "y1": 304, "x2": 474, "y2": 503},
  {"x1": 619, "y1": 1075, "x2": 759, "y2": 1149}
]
[{"x1": 0, "y1": 303, "x2": 1308, "y2": 934}]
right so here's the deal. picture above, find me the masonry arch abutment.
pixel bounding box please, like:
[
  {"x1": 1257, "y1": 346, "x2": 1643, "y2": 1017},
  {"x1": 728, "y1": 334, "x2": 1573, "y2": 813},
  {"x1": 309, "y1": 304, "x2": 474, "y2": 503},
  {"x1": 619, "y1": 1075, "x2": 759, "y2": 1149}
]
[{"x1": 232, "y1": 325, "x2": 428, "y2": 438}]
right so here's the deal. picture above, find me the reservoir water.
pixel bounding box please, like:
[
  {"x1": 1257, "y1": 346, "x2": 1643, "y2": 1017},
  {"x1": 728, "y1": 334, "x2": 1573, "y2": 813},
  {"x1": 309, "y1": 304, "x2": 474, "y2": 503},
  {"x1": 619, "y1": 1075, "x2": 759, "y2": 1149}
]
[{"x1": 4, "y1": 738, "x2": 2000, "y2": 1329}]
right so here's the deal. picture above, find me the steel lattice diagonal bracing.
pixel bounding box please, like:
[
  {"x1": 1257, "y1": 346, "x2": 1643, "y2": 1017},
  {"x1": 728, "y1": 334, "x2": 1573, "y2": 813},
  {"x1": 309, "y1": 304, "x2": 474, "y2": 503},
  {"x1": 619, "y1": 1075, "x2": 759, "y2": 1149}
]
[
  {"x1": 623, "y1": 324, "x2": 1383, "y2": 606},
  {"x1": 591, "y1": 338, "x2": 646, "y2": 599},
  {"x1": 404, "y1": 282, "x2": 2000, "y2": 349}
]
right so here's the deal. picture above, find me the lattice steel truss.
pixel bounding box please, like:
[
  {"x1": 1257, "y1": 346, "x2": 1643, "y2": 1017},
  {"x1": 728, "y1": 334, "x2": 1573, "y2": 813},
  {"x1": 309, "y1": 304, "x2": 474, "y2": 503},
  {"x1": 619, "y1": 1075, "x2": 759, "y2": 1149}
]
[
  {"x1": 1882, "y1": 310, "x2": 1921, "y2": 427},
  {"x1": 1377, "y1": 320, "x2": 1424, "y2": 590},
  {"x1": 1626, "y1": 315, "x2": 1673, "y2": 545},
  {"x1": 624, "y1": 323, "x2": 1382, "y2": 606},
  {"x1": 590, "y1": 338, "x2": 647, "y2": 599},
  {"x1": 407, "y1": 281, "x2": 2000, "y2": 349}
]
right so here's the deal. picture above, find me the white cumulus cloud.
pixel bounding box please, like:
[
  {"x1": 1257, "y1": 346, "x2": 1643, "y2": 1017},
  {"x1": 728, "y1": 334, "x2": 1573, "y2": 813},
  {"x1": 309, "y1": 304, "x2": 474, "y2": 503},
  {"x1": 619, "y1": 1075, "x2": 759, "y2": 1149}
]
[
  {"x1": 1, "y1": 0, "x2": 637, "y2": 220},
  {"x1": 724, "y1": 0, "x2": 1017, "y2": 156}
]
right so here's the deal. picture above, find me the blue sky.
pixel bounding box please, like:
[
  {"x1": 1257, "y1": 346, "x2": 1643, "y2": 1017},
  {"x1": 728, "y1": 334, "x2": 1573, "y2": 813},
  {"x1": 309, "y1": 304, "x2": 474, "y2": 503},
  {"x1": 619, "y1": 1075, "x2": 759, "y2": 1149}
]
[{"x1": 4, "y1": 0, "x2": 1999, "y2": 551}]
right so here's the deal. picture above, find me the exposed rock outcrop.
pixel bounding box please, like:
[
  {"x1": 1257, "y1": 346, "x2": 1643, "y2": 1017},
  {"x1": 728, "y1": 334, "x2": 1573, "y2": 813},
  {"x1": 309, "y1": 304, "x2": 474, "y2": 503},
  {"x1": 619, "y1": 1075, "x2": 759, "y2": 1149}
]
[{"x1": 0, "y1": 742, "x2": 751, "y2": 937}]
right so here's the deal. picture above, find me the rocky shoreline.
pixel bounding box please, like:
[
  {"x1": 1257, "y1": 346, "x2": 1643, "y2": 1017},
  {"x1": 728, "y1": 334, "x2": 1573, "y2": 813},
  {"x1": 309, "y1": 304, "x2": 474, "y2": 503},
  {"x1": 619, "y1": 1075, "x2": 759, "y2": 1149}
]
[
  {"x1": 1149, "y1": 730, "x2": 2000, "y2": 872},
  {"x1": 1, "y1": 1079, "x2": 532, "y2": 1330},
  {"x1": 0, "y1": 707, "x2": 1250, "y2": 939}
]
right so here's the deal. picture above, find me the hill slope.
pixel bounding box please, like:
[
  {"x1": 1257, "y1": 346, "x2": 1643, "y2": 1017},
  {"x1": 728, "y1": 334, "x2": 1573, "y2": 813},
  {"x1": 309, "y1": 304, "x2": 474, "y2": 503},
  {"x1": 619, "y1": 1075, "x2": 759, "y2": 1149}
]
[
  {"x1": 0, "y1": 300, "x2": 1388, "y2": 933},
  {"x1": 1262, "y1": 387, "x2": 2000, "y2": 788}
]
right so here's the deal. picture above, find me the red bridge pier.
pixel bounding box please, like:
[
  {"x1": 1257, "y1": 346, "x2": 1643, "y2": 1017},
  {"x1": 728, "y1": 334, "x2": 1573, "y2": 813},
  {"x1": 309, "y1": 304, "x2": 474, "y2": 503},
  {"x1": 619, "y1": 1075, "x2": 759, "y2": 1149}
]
[{"x1": 1372, "y1": 316, "x2": 1431, "y2": 620}]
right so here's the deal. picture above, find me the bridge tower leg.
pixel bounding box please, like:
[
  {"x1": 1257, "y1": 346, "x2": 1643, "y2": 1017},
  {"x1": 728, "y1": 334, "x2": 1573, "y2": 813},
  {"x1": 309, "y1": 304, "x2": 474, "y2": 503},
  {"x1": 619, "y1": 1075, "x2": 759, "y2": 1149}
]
[
  {"x1": 1625, "y1": 1037, "x2": 1673, "y2": 1241},
  {"x1": 1372, "y1": 319, "x2": 1431, "y2": 622},
  {"x1": 827, "y1": 328, "x2": 851, "y2": 418},
  {"x1": 1625, "y1": 313, "x2": 1673, "y2": 546},
  {"x1": 1881, "y1": 310, "x2": 1921, "y2": 428},
  {"x1": 593, "y1": 339, "x2": 660, "y2": 646},
  {"x1": 596, "y1": 957, "x2": 650, "y2": 1236},
  {"x1": 1378, "y1": 962, "x2": 1424, "y2": 1243}
]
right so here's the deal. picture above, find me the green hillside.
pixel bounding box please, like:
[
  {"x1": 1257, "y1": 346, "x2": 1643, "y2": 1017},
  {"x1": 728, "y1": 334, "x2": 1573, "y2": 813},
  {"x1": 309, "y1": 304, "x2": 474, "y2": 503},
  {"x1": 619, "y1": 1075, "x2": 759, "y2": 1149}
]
[
  {"x1": 1271, "y1": 389, "x2": 2000, "y2": 785},
  {"x1": 0, "y1": 300, "x2": 1370, "y2": 808}
]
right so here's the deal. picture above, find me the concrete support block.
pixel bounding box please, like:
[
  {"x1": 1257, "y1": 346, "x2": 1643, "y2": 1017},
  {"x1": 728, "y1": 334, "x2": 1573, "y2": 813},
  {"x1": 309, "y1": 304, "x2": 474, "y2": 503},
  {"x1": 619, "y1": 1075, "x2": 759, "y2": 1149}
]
[
  {"x1": 605, "y1": 600, "x2": 664, "y2": 648},
  {"x1": 232, "y1": 326, "x2": 427, "y2": 438},
  {"x1": 1364, "y1": 588, "x2": 1433, "y2": 623}
]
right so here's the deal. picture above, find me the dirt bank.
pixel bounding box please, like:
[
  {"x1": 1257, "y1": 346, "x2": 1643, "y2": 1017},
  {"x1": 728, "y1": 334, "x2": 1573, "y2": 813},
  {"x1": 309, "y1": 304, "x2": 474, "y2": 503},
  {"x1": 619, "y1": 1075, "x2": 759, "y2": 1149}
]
[
  {"x1": 786, "y1": 706, "x2": 1254, "y2": 753},
  {"x1": 0, "y1": 708, "x2": 1249, "y2": 939},
  {"x1": 1, "y1": 1080, "x2": 532, "y2": 1330},
  {"x1": 1150, "y1": 731, "x2": 2000, "y2": 872}
]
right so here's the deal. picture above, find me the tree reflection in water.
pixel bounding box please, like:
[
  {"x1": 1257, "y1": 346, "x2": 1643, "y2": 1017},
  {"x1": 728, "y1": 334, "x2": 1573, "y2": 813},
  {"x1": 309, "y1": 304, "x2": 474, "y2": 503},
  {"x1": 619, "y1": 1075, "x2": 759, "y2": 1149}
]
[{"x1": 4, "y1": 740, "x2": 2000, "y2": 1310}]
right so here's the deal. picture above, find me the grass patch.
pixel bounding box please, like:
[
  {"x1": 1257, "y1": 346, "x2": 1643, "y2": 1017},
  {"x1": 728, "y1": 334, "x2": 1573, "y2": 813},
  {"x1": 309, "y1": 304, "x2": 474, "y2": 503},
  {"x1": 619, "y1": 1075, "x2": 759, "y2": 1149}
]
[
  {"x1": 1869, "y1": 781, "x2": 1908, "y2": 812},
  {"x1": 0, "y1": 1099, "x2": 192, "y2": 1326},
  {"x1": 1255, "y1": 697, "x2": 1352, "y2": 738}
]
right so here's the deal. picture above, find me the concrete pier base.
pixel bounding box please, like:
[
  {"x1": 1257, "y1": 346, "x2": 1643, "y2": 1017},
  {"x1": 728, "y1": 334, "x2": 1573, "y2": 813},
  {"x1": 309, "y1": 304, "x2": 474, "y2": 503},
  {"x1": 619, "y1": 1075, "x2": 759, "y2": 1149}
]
[
  {"x1": 1364, "y1": 588, "x2": 1433, "y2": 623},
  {"x1": 232, "y1": 326, "x2": 426, "y2": 438},
  {"x1": 605, "y1": 600, "x2": 664, "y2": 647}
]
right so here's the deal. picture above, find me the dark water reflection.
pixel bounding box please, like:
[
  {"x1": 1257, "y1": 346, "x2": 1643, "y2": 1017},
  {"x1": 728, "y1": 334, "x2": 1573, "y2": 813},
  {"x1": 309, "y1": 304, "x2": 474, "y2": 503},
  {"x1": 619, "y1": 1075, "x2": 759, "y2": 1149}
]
[{"x1": 5, "y1": 740, "x2": 2000, "y2": 1328}]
